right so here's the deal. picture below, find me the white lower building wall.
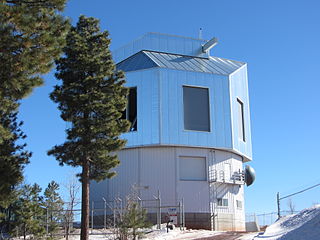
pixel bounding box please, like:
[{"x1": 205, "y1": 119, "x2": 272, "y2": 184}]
[{"x1": 89, "y1": 146, "x2": 245, "y2": 230}]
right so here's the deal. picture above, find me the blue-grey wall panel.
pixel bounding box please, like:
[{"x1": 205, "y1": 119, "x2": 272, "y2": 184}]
[
  {"x1": 113, "y1": 33, "x2": 208, "y2": 63},
  {"x1": 121, "y1": 69, "x2": 160, "y2": 147},
  {"x1": 159, "y1": 69, "x2": 233, "y2": 149},
  {"x1": 229, "y1": 65, "x2": 252, "y2": 160}
]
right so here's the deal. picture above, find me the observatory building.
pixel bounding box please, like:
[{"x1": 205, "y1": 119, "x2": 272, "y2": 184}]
[{"x1": 90, "y1": 32, "x2": 254, "y2": 231}]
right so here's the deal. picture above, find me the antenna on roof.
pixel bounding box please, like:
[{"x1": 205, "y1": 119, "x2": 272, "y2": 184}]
[
  {"x1": 199, "y1": 28, "x2": 203, "y2": 39},
  {"x1": 202, "y1": 37, "x2": 218, "y2": 53}
]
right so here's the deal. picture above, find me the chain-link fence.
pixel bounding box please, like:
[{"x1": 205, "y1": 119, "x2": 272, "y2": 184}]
[
  {"x1": 10, "y1": 196, "x2": 185, "y2": 238},
  {"x1": 246, "y1": 210, "x2": 300, "y2": 228},
  {"x1": 89, "y1": 196, "x2": 185, "y2": 231}
]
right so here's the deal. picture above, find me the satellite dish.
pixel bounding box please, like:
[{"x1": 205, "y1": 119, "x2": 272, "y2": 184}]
[{"x1": 245, "y1": 165, "x2": 256, "y2": 186}]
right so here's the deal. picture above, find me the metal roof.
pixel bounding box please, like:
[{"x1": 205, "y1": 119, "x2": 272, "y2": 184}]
[{"x1": 116, "y1": 50, "x2": 245, "y2": 75}]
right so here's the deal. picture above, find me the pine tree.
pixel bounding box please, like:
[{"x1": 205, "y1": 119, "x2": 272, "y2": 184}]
[
  {"x1": 0, "y1": 0, "x2": 69, "y2": 208},
  {"x1": 12, "y1": 183, "x2": 46, "y2": 240},
  {"x1": 0, "y1": 112, "x2": 31, "y2": 205},
  {"x1": 0, "y1": 0, "x2": 69, "y2": 142},
  {"x1": 48, "y1": 16, "x2": 130, "y2": 240},
  {"x1": 44, "y1": 181, "x2": 64, "y2": 238},
  {"x1": 119, "y1": 201, "x2": 151, "y2": 240}
]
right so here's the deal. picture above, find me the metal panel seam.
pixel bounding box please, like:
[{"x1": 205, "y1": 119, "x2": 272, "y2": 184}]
[
  {"x1": 174, "y1": 147, "x2": 178, "y2": 204},
  {"x1": 158, "y1": 69, "x2": 162, "y2": 144},
  {"x1": 228, "y1": 74, "x2": 234, "y2": 151}
]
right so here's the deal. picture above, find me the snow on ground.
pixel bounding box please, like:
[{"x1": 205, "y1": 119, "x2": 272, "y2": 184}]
[
  {"x1": 144, "y1": 225, "x2": 224, "y2": 240},
  {"x1": 254, "y1": 205, "x2": 320, "y2": 240},
  {"x1": 56, "y1": 229, "x2": 115, "y2": 240},
  {"x1": 237, "y1": 232, "x2": 260, "y2": 240},
  {"x1": 51, "y1": 227, "x2": 257, "y2": 240},
  {"x1": 11, "y1": 206, "x2": 320, "y2": 240}
]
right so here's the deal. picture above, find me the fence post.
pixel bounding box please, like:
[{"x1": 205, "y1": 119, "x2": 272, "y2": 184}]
[
  {"x1": 46, "y1": 208, "x2": 49, "y2": 235},
  {"x1": 157, "y1": 190, "x2": 161, "y2": 230},
  {"x1": 113, "y1": 199, "x2": 116, "y2": 229},
  {"x1": 179, "y1": 201, "x2": 182, "y2": 230},
  {"x1": 120, "y1": 198, "x2": 123, "y2": 221},
  {"x1": 91, "y1": 201, "x2": 94, "y2": 233},
  {"x1": 277, "y1": 192, "x2": 281, "y2": 219},
  {"x1": 102, "y1": 198, "x2": 107, "y2": 229},
  {"x1": 182, "y1": 198, "x2": 185, "y2": 230}
]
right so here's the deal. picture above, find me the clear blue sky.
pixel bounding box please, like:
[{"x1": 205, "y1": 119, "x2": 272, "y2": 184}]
[{"x1": 19, "y1": 0, "x2": 320, "y2": 214}]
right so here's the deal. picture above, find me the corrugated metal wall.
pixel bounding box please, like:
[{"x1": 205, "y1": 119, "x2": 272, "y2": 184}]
[
  {"x1": 118, "y1": 34, "x2": 252, "y2": 161},
  {"x1": 210, "y1": 151, "x2": 244, "y2": 214},
  {"x1": 229, "y1": 65, "x2": 252, "y2": 160},
  {"x1": 113, "y1": 32, "x2": 208, "y2": 63},
  {"x1": 92, "y1": 147, "x2": 244, "y2": 214},
  {"x1": 139, "y1": 147, "x2": 176, "y2": 206},
  {"x1": 92, "y1": 33, "x2": 251, "y2": 230},
  {"x1": 209, "y1": 150, "x2": 245, "y2": 230},
  {"x1": 89, "y1": 149, "x2": 140, "y2": 206},
  {"x1": 159, "y1": 69, "x2": 232, "y2": 149},
  {"x1": 176, "y1": 147, "x2": 210, "y2": 213},
  {"x1": 122, "y1": 66, "x2": 252, "y2": 161},
  {"x1": 121, "y1": 69, "x2": 160, "y2": 146}
]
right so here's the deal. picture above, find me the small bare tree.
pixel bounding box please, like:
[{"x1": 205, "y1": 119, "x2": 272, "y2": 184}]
[
  {"x1": 287, "y1": 198, "x2": 295, "y2": 214},
  {"x1": 63, "y1": 173, "x2": 80, "y2": 240}
]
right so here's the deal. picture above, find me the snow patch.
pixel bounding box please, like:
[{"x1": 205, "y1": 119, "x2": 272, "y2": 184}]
[{"x1": 254, "y1": 205, "x2": 320, "y2": 240}]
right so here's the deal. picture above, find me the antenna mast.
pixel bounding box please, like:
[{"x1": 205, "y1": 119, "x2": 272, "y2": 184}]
[{"x1": 199, "y1": 28, "x2": 203, "y2": 39}]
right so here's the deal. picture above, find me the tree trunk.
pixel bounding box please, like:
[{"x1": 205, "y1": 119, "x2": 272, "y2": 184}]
[
  {"x1": 80, "y1": 159, "x2": 90, "y2": 240},
  {"x1": 23, "y1": 224, "x2": 26, "y2": 240}
]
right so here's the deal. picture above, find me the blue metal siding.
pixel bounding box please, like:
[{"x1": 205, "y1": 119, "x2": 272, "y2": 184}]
[
  {"x1": 159, "y1": 68, "x2": 233, "y2": 149},
  {"x1": 121, "y1": 69, "x2": 160, "y2": 146},
  {"x1": 229, "y1": 65, "x2": 252, "y2": 160},
  {"x1": 113, "y1": 32, "x2": 208, "y2": 63},
  {"x1": 117, "y1": 33, "x2": 252, "y2": 161}
]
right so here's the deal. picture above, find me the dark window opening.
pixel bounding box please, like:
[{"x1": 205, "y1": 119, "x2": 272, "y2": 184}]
[
  {"x1": 237, "y1": 98, "x2": 245, "y2": 142},
  {"x1": 183, "y1": 86, "x2": 210, "y2": 131},
  {"x1": 122, "y1": 87, "x2": 137, "y2": 131},
  {"x1": 217, "y1": 198, "x2": 228, "y2": 207},
  {"x1": 236, "y1": 200, "x2": 242, "y2": 209}
]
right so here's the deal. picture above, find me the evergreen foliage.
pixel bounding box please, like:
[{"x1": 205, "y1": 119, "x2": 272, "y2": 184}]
[
  {"x1": 0, "y1": 0, "x2": 69, "y2": 204},
  {"x1": 48, "y1": 16, "x2": 130, "y2": 240},
  {"x1": 0, "y1": 112, "x2": 31, "y2": 205},
  {"x1": 12, "y1": 183, "x2": 46, "y2": 240},
  {"x1": 119, "y1": 201, "x2": 151, "y2": 240},
  {"x1": 44, "y1": 181, "x2": 64, "y2": 238},
  {"x1": 0, "y1": 0, "x2": 69, "y2": 140}
]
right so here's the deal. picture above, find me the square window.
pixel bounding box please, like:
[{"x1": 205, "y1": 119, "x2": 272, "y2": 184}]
[
  {"x1": 217, "y1": 198, "x2": 228, "y2": 207},
  {"x1": 179, "y1": 156, "x2": 207, "y2": 181},
  {"x1": 183, "y1": 86, "x2": 210, "y2": 131}
]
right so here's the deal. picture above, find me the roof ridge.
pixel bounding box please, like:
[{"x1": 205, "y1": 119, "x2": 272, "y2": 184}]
[
  {"x1": 117, "y1": 50, "x2": 245, "y2": 75},
  {"x1": 142, "y1": 49, "x2": 209, "y2": 60}
]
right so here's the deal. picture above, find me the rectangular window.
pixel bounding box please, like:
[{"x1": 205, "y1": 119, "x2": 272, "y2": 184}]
[
  {"x1": 217, "y1": 198, "x2": 228, "y2": 207},
  {"x1": 236, "y1": 200, "x2": 242, "y2": 209},
  {"x1": 237, "y1": 98, "x2": 245, "y2": 142},
  {"x1": 179, "y1": 156, "x2": 207, "y2": 181},
  {"x1": 122, "y1": 87, "x2": 137, "y2": 131},
  {"x1": 183, "y1": 86, "x2": 210, "y2": 132}
]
